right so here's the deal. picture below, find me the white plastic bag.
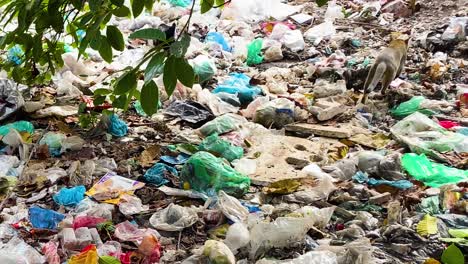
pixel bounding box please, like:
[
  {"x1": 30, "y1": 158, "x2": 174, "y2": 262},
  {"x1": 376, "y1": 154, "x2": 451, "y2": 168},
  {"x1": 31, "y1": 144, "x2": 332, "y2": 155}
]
[
  {"x1": 304, "y1": 21, "x2": 336, "y2": 45},
  {"x1": 224, "y1": 222, "x2": 250, "y2": 254},
  {"x1": 282, "y1": 30, "x2": 305, "y2": 52},
  {"x1": 324, "y1": 1, "x2": 345, "y2": 22},
  {"x1": 256, "y1": 250, "x2": 337, "y2": 264}
]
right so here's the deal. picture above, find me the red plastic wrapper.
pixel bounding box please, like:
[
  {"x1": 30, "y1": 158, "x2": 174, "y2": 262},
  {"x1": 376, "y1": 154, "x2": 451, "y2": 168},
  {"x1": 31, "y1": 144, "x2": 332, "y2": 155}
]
[
  {"x1": 439, "y1": 120, "x2": 460, "y2": 129},
  {"x1": 73, "y1": 216, "x2": 106, "y2": 229}
]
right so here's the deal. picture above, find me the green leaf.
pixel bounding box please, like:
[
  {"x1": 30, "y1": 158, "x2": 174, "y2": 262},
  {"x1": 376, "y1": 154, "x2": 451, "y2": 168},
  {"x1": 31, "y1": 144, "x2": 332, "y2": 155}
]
[
  {"x1": 94, "y1": 88, "x2": 112, "y2": 95},
  {"x1": 32, "y1": 36, "x2": 43, "y2": 61},
  {"x1": 140, "y1": 80, "x2": 159, "y2": 115},
  {"x1": 441, "y1": 244, "x2": 465, "y2": 264},
  {"x1": 174, "y1": 57, "x2": 194, "y2": 87},
  {"x1": 89, "y1": 0, "x2": 103, "y2": 12},
  {"x1": 144, "y1": 0, "x2": 154, "y2": 12},
  {"x1": 169, "y1": 34, "x2": 191, "y2": 58},
  {"x1": 99, "y1": 37, "x2": 113, "y2": 63},
  {"x1": 79, "y1": 12, "x2": 94, "y2": 26},
  {"x1": 201, "y1": 0, "x2": 214, "y2": 13},
  {"x1": 163, "y1": 56, "x2": 177, "y2": 97},
  {"x1": 449, "y1": 229, "x2": 468, "y2": 239},
  {"x1": 129, "y1": 28, "x2": 165, "y2": 41},
  {"x1": 131, "y1": 0, "x2": 144, "y2": 17},
  {"x1": 98, "y1": 255, "x2": 121, "y2": 264},
  {"x1": 90, "y1": 34, "x2": 102, "y2": 50},
  {"x1": 112, "y1": 94, "x2": 127, "y2": 109},
  {"x1": 316, "y1": 0, "x2": 329, "y2": 7},
  {"x1": 110, "y1": 0, "x2": 124, "y2": 6},
  {"x1": 106, "y1": 26, "x2": 125, "y2": 51},
  {"x1": 144, "y1": 52, "x2": 165, "y2": 83},
  {"x1": 71, "y1": 0, "x2": 84, "y2": 9},
  {"x1": 114, "y1": 71, "x2": 137, "y2": 95},
  {"x1": 94, "y1": 95, "x2": 106, "y2": 106},
  {"x1": 214, "y1": 0, "x2": 225, "y2": 7},
  {"x1": 113, "y1": 6, "x2": 131, "y2": 17}
]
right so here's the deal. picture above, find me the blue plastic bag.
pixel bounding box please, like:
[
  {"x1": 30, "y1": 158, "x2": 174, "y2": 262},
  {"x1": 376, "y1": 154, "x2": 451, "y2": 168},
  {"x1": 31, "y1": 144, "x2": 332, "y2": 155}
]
[
  {"x1": 7, "y1": 45, "x2": 24, "y2": 65},
  {"x1": 352, "y1": 171, "x2": 413, "y2": 190},
  {"x1": 367, "y1": 178, "x2": 414, "y2": 190},
  {"x1": 205, "y1": 32, "x2": 231, "y2": 52},
  {"x1": 0, "y1": 121, "x2": 34, "y2": 137},
  {"x1": 108, "y1": 114, "x2": 128, "y2": 137},
  {"x1": 160, "y1": 154, "x2": 191, "y2": 165},
  {"x1": 53, "y1": 185, "x2": 86, "y2": 207},
  {"x1": 213, "y1": 73, "x2": 262, "y2": 104},
  {"x1": 144, "y1": 163, "x2": 178, "y2": 186},
  {"x1": 29, "y1": 207, "x2": 65, "y2": 230}
]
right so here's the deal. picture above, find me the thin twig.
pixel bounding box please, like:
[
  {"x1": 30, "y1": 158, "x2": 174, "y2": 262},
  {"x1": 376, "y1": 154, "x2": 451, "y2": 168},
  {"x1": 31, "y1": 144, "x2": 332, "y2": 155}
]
[
  {"x1": 177, "y1": 231, "x2": 182, "y2": 250},
  {"x1": 177, "y1": 0, "x2": 196, "y2": 40}
]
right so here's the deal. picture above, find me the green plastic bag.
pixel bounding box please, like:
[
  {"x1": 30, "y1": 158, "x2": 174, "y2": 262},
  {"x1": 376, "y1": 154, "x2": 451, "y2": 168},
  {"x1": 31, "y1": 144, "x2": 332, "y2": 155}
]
[
  {"x1": 401, "y1": 153, "x2": 468, "y2": 187},
  {"x1": 193, "y1": 56, "x2": 216, "y2": 83},
  {"x1": 246, "y1": 39, "x2": 263, "y2": 66},
  {"x1": 390, "y1": 96, "x2": 436, "y2": 118},
  {"x1": 180, "y1": 151, "x2": 250, "y2": 197},
  {"x1": 0, "y1": 121, "x2": 34, "y2": 137},
  {"x1": 199, "y1": 134, "x2": 243, "y2": 162}
]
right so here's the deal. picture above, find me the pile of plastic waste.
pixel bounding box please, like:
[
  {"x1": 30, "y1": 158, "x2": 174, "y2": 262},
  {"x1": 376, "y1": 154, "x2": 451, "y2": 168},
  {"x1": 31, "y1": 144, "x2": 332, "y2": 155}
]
[{"x1": 0, "y1": 0, "x2": 468, "y2": 263}]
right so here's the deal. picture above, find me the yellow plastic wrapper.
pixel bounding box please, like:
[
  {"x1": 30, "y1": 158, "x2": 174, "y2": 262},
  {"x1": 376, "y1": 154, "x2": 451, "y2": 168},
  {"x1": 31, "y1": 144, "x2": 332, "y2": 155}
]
[
  {"x1": 85, "y1": 172, "x2": 145, "y2": 204},
  {"x1": 263, "y1": 179, "x2": 301, "y2": 194},
  {"x1": 68, "y1": 245, "x2": 98, "y2": 264}
]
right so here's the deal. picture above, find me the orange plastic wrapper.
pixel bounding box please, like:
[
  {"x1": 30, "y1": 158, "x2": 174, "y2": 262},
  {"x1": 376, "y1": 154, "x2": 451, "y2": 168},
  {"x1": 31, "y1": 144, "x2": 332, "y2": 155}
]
[
  {"x1": 138, "y1": 235, "x2": 161, "y2": 264},
  {"x1": 68, "y1": 245, "x2": 99, "y2": 264}
]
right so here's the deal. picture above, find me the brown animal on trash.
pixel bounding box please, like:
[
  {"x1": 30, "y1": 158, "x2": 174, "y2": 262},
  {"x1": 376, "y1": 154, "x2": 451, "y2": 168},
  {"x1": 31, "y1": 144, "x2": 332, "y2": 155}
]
[{"x1": 361, "y1": 33, "x2": 409, "y2": 104}]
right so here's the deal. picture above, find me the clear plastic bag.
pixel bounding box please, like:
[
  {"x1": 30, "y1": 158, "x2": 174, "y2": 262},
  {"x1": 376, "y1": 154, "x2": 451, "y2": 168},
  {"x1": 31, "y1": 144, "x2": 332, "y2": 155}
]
[
  {"x1": 0, "y1": 237, "x2": 45, "y2": 264},
  {"x1": 217, "y1": 191, "x2": 249, "y2": 223},
  {"x1": 249, "y1": 216, "x2": 315, "y2": 259},
  {"x1": 253, "y1": 98, "x2": 295, "y2": 129},
  {"x1": 149, "y1": 203, "x2": 199, "y2": 231}
]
